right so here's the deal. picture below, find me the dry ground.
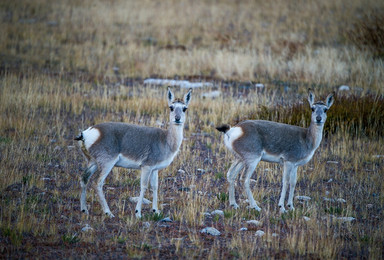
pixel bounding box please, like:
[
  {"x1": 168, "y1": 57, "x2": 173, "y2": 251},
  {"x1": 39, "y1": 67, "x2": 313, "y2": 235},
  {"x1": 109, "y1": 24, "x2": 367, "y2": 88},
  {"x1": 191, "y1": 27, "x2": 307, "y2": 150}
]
[{"x1": 0, "y1": 0, "x2": 383, "y2": 259}]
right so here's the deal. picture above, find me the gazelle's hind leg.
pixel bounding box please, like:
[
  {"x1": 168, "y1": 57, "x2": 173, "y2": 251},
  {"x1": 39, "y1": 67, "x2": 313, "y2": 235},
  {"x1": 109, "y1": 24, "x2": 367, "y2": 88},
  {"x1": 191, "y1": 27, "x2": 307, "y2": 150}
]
[
  {"x1": 80, "y1": 161, "x2": 98, "y2": 214},
  {"x1": 287, "y1": 166, "x2": 298, "y2": 211},
  {"x1": 243, "y1": 157, "x2": 261, "y2": 211},
  {"x1": 95, "y1": 158, "x2": 118, "y2": 218},
  {"x1": 227, "y1": 160, "x2": 244, "y2": 209},
  {"x1": 150, "y1": 170, "x2": 160, "y2": 214},
  {"x1": 278, "y1": 161, "x2": 294, "y2": 213}
]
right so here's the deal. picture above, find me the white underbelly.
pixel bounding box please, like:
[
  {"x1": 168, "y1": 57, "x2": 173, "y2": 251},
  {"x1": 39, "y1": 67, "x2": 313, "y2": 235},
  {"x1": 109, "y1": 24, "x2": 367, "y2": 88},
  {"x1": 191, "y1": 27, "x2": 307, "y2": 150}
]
[{"x1": 115, "y1": 154, "x2": 141, "y2": 169}]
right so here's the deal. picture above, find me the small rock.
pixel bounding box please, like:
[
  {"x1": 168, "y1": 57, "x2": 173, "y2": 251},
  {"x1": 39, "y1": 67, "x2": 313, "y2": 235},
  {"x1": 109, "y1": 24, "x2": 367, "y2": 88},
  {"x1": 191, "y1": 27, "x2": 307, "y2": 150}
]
[
  {"x1": 160, "y1": 217, "x2": 172, "y2": 223},
  {"x1": 201, "y1": 227, "x2": 221, "y2": 236},
  {"x1": 202, "y1": 90, "x2": 221, "y2": 99},
  {"x1": 211, "y1": 210, "x2": 224, "y2": 217},
  {"x1": 255, "y1": 83, "x2": 265, "y2": 89},
  {"x1": 246, "y1": 220, "x2": 262, "y2": 226},
  {"x1": 129, "y1": 197, "x2": 152, "y2": 205},
  {"x1": 327, "y1": 178, "x2": 333, "y2": 183},
  {"x1": 339, "y1": 85, "x2": 350, "y2": 91},
  {"x1": 327, "y1": 161, "x2": 339, "y2": 164},
  {"x1": 143, "y1": 222, "x2": 151, "y2": 228},
  {"x1": 303, "y1": 216, "x2": 311, "y2": 221},
  {"x1": 177, "y1": 169, "x2": 186, "y2": 174},
  {"x1": 197, "y1": 168, "x2": 206, "y2": 174},
  {"x1": 81, "y1": 224, "x2": 93, "y2": 232},
  {"x1": 337, "y1": 217, "x2": 356, "y2": 222},
  {"x1": 296, "y1": 196, "x2": 312, "y2": 201},
  {"x1": 239, "y1": 227, "x2": 248, "y2": 231},
  {"x1": 336, "y1": 198, "x2": 346, "y2": 203},
  {"x1": 255, "y1": 230, "x2": 265, "y2": 237}
]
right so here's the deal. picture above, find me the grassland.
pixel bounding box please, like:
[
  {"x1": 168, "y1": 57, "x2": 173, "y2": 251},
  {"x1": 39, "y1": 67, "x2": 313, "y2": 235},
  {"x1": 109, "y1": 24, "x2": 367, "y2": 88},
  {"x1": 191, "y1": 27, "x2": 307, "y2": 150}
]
[{"x1": 0, "y1": 0, "x2": 383, "y2": 258}]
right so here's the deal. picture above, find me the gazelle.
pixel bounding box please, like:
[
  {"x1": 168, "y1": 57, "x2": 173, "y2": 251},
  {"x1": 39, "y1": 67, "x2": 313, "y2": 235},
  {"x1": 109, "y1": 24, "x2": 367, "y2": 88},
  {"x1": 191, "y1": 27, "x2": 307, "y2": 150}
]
[
  {"x1": 216, "y1": 89, "x2": 334, "y2": 213},
  {"x1": 75, "y1": 88, "x2": 192, "y2": 218}
]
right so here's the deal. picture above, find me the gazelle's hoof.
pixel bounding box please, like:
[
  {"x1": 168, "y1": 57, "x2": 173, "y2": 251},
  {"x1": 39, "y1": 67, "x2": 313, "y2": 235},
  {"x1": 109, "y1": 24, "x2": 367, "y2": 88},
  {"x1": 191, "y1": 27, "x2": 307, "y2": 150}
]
[
  {"x1": 248, "y1": 205, "x2": 261, "y2": 211},
  {"x1": 230, "y1": 203, "x2": 240, "y2": 209},
  {"x1": 279, "y1": 205, "x2": 287, "y2": 214},
  {"x1": 81, "y1": 208, "x2": 89, "y2": 215},
  {"x1": 152, "y1": 209, "x2": 160, "y2": 214},
  {"x1": 135, "y1": 209, "x2": 142, "y2": 219},
  {"x1": 287, "y1": 204, "x2": 295, "y2": 211}
]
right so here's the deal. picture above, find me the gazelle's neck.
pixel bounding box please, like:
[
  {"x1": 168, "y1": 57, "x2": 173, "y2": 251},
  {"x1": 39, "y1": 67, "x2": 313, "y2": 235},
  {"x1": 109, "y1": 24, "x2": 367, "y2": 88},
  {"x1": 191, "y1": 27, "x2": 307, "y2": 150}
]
[
  {"x1": 167, "y1": 123, "x2": 184, "y2": 153},
  {"x1": 307, "y1": 122, "x2": 324, "y2": 150}
]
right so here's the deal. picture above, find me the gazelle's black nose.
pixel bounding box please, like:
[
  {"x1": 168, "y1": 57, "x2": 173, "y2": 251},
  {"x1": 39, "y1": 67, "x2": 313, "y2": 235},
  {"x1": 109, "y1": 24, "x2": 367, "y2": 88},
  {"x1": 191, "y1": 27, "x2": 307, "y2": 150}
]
[
  {"x1": 175, "y1": 115, "x2": 181, "y2": 122},
  {"x1": 316, "y1": 116, "x2": 322, "y2": 123}
]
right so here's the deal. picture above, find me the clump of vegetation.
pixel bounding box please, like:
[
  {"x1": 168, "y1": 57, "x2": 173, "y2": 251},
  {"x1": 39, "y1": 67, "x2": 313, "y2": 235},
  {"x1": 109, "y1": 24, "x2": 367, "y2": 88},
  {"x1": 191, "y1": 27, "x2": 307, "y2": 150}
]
[{"x1": 347, "y1": 11, "x2": 384, "y2": 58}]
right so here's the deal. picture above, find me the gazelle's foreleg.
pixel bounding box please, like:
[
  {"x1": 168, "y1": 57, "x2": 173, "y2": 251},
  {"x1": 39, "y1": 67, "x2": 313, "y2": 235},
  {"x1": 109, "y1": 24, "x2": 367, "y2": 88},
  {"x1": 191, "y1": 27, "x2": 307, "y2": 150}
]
[
  {"x1": 150, "y1": 170, "x2": 160, "y2": 214},
  {"x1": 135, "y1": 166, "x2": 152, "y2": 218},
  {"x1": 278, "y1": 162, "x2": 294, "y2": 213},
  {"x1": 227, "y1": 160, "x2": 244, "y2": 209},
  {"x1": 287, "y1": 166, "x2": 298, "y2": 211},
  {"x1": 243, "y1": 158, "x2": 261, "y2": 211}
]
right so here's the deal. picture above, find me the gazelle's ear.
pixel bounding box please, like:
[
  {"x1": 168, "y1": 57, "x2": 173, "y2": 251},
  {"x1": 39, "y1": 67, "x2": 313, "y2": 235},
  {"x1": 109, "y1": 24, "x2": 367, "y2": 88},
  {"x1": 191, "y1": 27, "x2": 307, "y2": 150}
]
[
  {"x1": 184, "y1": 88, "x2": 192, "y2": 107},
  {"x1": 167, "y1": 87, "x2": 175, "y2": 106},
  {"x1": 307, "y1": 88, "x2": 315, "y2": 107},
  {"x1": 325, "y1": 92, "x2": 335, "y2": 108}
]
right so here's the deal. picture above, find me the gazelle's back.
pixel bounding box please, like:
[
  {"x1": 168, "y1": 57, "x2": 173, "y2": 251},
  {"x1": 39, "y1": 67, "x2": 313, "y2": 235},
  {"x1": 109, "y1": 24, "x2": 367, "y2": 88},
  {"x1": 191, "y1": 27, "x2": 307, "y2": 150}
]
[
  {"x1": 232, "y1": 120, "x2": 310, "y2": 162},
  {"x1": 86, "y1": 122, "x2": 168, "y2": 165}
]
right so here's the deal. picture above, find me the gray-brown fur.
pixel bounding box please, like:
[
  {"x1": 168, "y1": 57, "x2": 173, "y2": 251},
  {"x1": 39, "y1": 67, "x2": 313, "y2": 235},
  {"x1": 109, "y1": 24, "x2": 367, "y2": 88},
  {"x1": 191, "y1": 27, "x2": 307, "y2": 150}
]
[
  {"x1": 77, "y1": 87, "x2": 192, "y2": 218},
  {"x1": 217, "y1": 89, "x2": 334, "y2": 213}
]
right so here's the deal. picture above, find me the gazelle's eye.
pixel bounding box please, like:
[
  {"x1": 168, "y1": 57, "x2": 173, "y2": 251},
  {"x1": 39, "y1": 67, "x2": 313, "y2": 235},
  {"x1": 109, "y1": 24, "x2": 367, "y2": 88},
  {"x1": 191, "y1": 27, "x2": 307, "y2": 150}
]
[
  {"x1": 324, "y1": 108, "x2": 328, "y2": 113},
  {"x1": 182, "y1": 107, "x2": 187, "y2": 112},
  {"x1": 311, "y1": 107, "x2": 315, "y2": 112},
  {"x1": 169, "y1": 106, "x2": 174, "y2": 112}
]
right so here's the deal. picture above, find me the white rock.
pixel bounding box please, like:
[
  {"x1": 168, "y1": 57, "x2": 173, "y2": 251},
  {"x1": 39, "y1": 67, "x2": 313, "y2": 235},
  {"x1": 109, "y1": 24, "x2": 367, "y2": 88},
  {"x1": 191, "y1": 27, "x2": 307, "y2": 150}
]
[
  {"x1": 303, "y1": 216, "x2": 311, "y2": 221},
  {"x1": 337, "y1": 198, "x2": 346, "y2": 203},
  {"x1": 327, "y1": 161, "x2": 339, "y2": 164},
  {"x1": 337, "y1": 217, "x2": 356, "y2": 222},
  {"x1": 160, "y1": 217, "x2": 173, "y2": 222},
  {"x1": 246, "y1": 220, "x2": 262, "y2": 226},
  {"x1": 81, "y1": 224, "x2": 93, "y2": 232},
  {"x1": 211, "y1": 210, "x2": 224, "y2": 217},
  {"x1": 339, "y1": 85, "x2": 350, "y2": 91},
  {"x1": 143, "y1": 222, "x2": 151, "y2": 228},
  {"x1": 129, "y1": 197, "x2": 152, "y2": 205},
  {"x1": 143, "y1": 78, "x2": 213, "y2": 88},
  {"x1": 202, "y1": 90, "x2": 221, "y2": 98},
  {"x1": 255, "y1": 83, "x2": 265, "y2": 88},
  {"x1": 255, "y1": 230, "x2": 265, "y2": 237},
  {"x1": 200, "y1": 227, "x2": 221, "y2": 236},
  {"x1": 197, "y1": 168, "x2": 206, "y2": 174},
  {"x1": 295, "y1": 196, "x2": 312, "y2": 201},
  {"x1": 239, "y1": 227, "x2": 248, "y2": 231}
]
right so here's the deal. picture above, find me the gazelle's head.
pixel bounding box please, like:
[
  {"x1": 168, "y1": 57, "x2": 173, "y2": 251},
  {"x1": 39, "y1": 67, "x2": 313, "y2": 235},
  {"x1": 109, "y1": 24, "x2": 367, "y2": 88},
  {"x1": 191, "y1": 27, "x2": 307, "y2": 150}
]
[
  {"x1": 167, "y1": 87, "x2": 192, "y2": 125},
  {"x1": 308, "y1": 89, "x2": 334, "y2": 125}
]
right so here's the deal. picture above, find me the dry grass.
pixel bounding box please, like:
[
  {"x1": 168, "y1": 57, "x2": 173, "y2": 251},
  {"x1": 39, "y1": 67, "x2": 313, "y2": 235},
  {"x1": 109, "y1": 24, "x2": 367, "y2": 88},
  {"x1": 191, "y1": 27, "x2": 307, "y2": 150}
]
[{"x1": 1, "y1": 0, "x2": 384, "y2": 258}]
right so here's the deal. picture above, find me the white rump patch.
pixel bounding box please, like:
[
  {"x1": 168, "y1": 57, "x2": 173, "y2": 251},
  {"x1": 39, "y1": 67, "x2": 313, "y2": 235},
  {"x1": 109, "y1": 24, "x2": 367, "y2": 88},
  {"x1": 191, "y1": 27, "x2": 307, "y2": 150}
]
[
  {"x1": 224, "y1": 127, "x2": 243, "y2": 152},
  {"x1": 82, "y1": 127, "x2": 101, "y2": 150}
]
